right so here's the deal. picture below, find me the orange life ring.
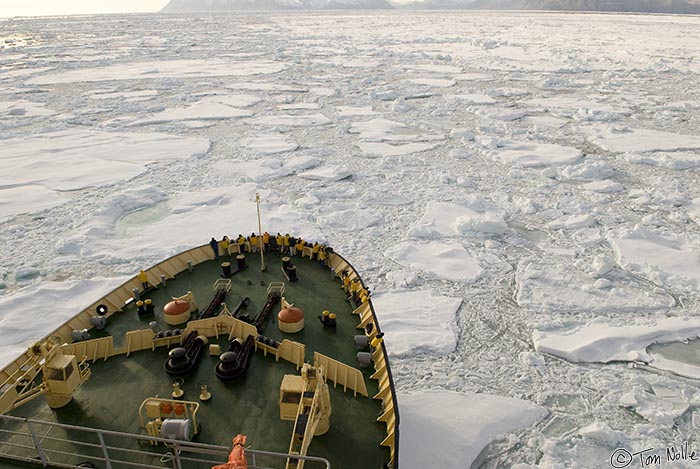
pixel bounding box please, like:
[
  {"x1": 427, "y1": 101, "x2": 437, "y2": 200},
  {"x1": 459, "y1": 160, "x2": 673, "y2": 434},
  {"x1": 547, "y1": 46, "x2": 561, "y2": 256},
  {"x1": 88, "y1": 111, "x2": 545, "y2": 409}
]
[
  {"x1": 160, "y1": 403, "x2": 172, "y2": 414},
  {"x1": 174, "y1": 404, "x2": 185, "y2": 416}
]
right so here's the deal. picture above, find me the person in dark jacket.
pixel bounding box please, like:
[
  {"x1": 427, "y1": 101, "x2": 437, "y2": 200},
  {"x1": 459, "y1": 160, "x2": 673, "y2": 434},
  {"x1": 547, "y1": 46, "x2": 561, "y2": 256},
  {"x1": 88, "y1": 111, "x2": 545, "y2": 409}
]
[{"x1": 209, "y1": 237, "x2": 219, "y2": 259}]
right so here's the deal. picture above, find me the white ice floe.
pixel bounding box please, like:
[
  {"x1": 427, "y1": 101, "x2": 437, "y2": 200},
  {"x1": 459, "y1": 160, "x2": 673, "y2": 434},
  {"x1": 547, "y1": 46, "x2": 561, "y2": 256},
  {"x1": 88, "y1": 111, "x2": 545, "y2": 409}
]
[
  {"x1": 581, "y1": 180, "x2": 624, "y2": 193},
  {"x1": 309, "y1": 87, "x2": 335, "y2": 96},
  {"x1": 0, "y1": 129, "x2": 209, "y2": 191},
  {"x1": 240, "y1": 133, "x2": 299, "y2": 154},
  {"x1": 298, "y1": 165, "x2": 352, "y2": 181},
  {"x1": 231, "y1": 82, "x2": 307, "y2": 93},
  {"x1": 405, "y1": 64, "x2": 462, "y2": 74},
  {"x1": 450, "y1": 93, "x2": 498, "y2": 105},
  {"x1": 619, "y1": 378, "x2": 692, "y2": 427},
  {"x1": 405, "y1": 77, "x2": 456, "y2": 87},
  {"x1": 587, "y1": 126, "x2": 700, "y2": 153},
  {"x1": 371, "y1": 290, "x2": 462, "y2": 357},
  {"x1": 356, "y1": 141, "x2": 437, "y2": 157},
  {"x1": 0, "y1": 277, "x2": 129, "y2": 367},
  {"x1": 515, "y1": 257, "x2": 675, "y2": 313},
  {"x1": 527, "y1": 96, "x2": 622, "y2": 115},
  {"x1": 318, "y1": 208, "x2": 382, "y2": 231},
  {"x1": 349, "y1": 118, "x2": 444, "y2": 146},
  {"x1": 525, "y1": 115, "x2": 569, "y2": 130},
  {"x1": 384, "y1": 240, "x2": 482, "y2": 282},
  {"x1": 349, "y1": 118, "x2": 410, "y2": 140},
  {"x1": 0, "y1": 99, "x2": 56, "y2": 118},
  {"x1": 205, "y1": 94, "x2": 262, "y2": 108},
  {"x1": 278, "y1": 103, "x2": 320, "y2": 110},
  {"x1": 247, "y1": 113, "x2": 331, "y2": 127},
  {"x1": 0, "y1": 186, "x2": 69, "y2": 221},
  {"x1": 477, "y1": 108, "x2": 527, "y2": 122},
  {"x1": 647, "y1": 352, "x2": 700, "y2": 380},
  {"x1": 610, "y1": 226, "x2": 700, "y2": 289},
  {"x1": 90, "y1": 89, "x2": 158, "y2": 102},
  {"x1": 27, "y1": 59, "x2": 286, "y2": 85},
  {"x1": 214, "y1": 160, "x2": 292, "y2": 183},
  {"x1": 544, "y1": 213, "x2": 596, "y2": 230},
  {"x1": 399, "y1": 391, "x2": 547, "y2": 469},
  {"x1": 130, "y1": 100, "x2": 252, "y2": 125},
  {"x1": 283, "y1": 155, "x2": 320, "y2": 172},
  {"x1": 56, "y1": 184, "x2": 319, "y2": 265},
  {"x1": 335, "y1": 105, "x2": 377, "y2": 117},
  {"x1": 533, "y1": 317, "x2": 700, "y2": 363},
  {"x1": 410, "y1": 199, "x2": 507, "y2": 238},
  {"x1": 449, "y1": 128, "x2": 475, "y2": 141},
  {"x1": 560, "y1": 160, "x2": 615, "y2": 181},
  {"x1": 625, "y1": 151, "x2": 700, "y2": 170},
  {"x1": 493, "y1": 141, "x2": 582, "y2": 168},
  {"x1": 454, "y1": 72, "x2": 491, "y2": 81}
]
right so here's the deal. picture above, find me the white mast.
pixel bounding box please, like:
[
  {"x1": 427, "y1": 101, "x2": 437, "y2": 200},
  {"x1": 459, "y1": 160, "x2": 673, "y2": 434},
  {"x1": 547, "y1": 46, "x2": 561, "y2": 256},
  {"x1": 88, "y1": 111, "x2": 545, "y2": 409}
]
[{"x1": 256, "y1": 193, "x2": 266, "y2": 271}]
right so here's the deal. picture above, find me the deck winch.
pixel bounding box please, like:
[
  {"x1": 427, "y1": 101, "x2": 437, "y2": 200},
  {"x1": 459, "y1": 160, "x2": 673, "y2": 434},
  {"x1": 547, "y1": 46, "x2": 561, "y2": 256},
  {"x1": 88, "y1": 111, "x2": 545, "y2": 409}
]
[{"x1": 139, "y1": 397, "x2": 200, "y2": 445}]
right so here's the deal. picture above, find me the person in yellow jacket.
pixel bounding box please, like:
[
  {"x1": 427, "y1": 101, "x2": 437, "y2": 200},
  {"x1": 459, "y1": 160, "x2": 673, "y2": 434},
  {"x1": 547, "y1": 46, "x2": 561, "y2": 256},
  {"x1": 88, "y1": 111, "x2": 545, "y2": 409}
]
[
  {"x1": 370, "y1": 332, "x2": 384, "y2": 350},
  {"x1": 221, "y1": 236, "x2": 230, "y2": 256},
  {"x1": 295, "y1": 238, "x2": 305, "y2": 257},
  {"x1": 359, "y1": 288, "x2": 370, "y2": 304},
  {"x1": 249, "y1": 233, "x2": 258, "y2": 253},
  {"x1": 311, "y1": 242, "x2": 321, "y2": 260},
  {"x1": 349, "y1": 278, "x2": 362, "y2": 303},
  {"x1": 342, "y1": 272, "x2": 352, "y2": 292},
  {"x1": 275, "y1": 233, "x2": 284, "y2": 252},
  {"x1": 237, "y1": 234, "x2": 246, "y2": 253},
  {"x1": 318, "y1": 246, "x2": 328, "y2": 267},
  {"x1": 262, "y1": 232, "x2": 270, "y2": 252},
  {"x1": 138, "y1": 269, "x2": 149, "y2": 290},
  {"x1": 282, "y1": 234, "x2": 291, "y2": 255}
]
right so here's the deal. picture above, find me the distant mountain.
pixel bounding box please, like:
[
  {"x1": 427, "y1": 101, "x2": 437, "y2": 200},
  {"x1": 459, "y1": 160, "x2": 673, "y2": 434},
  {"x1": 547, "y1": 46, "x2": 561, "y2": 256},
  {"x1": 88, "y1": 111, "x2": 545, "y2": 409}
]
[
  {"x1": 399, "y1": 0, "x2": 700, "y2": 13},
  {"x1": 161, "y1": 0, "x2": 700, "y2": 12},
  {"x1": 161, "y1": 0, "x2": 394, "y2": 11}
]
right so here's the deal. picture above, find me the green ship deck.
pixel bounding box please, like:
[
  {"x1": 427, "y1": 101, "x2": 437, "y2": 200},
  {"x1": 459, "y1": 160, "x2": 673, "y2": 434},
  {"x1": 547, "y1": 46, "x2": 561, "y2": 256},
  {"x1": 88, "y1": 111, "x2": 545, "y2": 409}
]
[{"x1": 0, "y1": 246, "x2": 398, "y2": 469}]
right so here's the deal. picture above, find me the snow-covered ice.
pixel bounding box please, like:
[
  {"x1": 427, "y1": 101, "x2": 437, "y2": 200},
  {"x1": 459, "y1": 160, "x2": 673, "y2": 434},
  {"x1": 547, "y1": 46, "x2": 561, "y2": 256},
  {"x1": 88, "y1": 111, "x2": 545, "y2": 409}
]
[
  {"x1": 492, "y1": 141, "x2": 582, "y2": 167},
  {"x1": 534, "y1": 317, "x2": 700, "y2": 363},
  {"x1": 399, "y1": 391, "x2": 547, "y2": 468},
  {"x1": 587, "y1": 126, "x2": 700, "y2": 153},
  {"x1": 26, "y1": 59, "x2": 287, "y2": 85},
  {"x1": 0, "y1": 277, "x2": 129, "y2": 366},
  {"x1": 3, "y1": 10, "x2": 700, "y2": 468},
  {"x1": 371, "y1": 290, "x2": 462, "y2": 357},
  {"x1": 410, "y1": 199, "x2": 507, "y2": 238},
  {"x1": 385, "y1": 241, "x2": 482, "y2": 282},
  {"x1": 610, "y1": 226, "x2": 700, "y2": 289}
]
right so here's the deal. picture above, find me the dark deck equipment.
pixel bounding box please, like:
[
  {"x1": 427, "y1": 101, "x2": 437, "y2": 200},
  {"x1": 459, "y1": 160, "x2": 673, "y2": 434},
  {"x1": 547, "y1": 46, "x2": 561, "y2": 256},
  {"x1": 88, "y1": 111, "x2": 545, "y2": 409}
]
[
  {"x1": 198, "y1": 288, "x2": 228, "y2": 320},
  {"x1": 214, "y1": 335, "x2": 255, "y2": 382},
  {"x1": 164, "y1": 331, "x2": 207, "y2": 376}
]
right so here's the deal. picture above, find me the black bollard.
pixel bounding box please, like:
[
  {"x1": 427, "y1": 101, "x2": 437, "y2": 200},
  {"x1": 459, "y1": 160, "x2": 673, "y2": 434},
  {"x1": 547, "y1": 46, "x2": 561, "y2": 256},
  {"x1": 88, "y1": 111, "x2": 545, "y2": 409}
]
[
  {"x1": 236, "y1": 254, "x2": 247, "y2": 271},
  {"x1": 221, "y1": 262, "x2": 232, "y2": 278}
]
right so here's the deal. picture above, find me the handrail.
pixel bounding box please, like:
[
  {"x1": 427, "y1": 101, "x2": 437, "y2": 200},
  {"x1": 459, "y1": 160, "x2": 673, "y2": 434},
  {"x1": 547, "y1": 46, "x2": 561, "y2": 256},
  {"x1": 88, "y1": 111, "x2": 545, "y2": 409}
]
[
  {"x1": 328, "y1": 250, "x2": 400, "y2": 469},
  {"x1": 0, "y1": 414, "x2": 331, "y2": 469}
]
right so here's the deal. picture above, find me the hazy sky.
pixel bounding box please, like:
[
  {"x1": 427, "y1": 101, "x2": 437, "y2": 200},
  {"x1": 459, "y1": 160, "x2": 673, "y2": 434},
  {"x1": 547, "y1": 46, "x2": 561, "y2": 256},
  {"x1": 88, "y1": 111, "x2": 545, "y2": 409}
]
[{"x1": 1, "y1": 0, "x2": 170, "y2": 18}]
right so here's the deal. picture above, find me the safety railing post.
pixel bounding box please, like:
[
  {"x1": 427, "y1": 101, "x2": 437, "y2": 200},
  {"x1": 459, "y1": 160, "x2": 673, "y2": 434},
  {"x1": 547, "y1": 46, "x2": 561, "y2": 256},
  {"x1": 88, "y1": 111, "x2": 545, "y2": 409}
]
[
  {"x1": 251, "y1": 452, "x2": 257, "y2": 468},
  {"x1": 25, "y1": 419, "x2": 48, "y2": 467},
  {"x1": 173, "y1": 442, "x2": 182, "y2": 469},
  {"x1": 97, "y1": 432, "x2": 112, "y2": 469}
]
